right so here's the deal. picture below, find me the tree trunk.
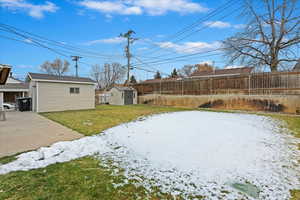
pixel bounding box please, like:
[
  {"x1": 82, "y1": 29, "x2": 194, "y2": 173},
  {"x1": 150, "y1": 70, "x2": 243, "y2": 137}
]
[{"x1": 270, "y1": 63, "x2": 278, "y2": 72}]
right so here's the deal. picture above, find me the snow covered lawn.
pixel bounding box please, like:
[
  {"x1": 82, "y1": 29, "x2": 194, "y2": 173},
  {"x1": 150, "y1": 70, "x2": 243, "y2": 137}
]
[{"x1": 1, "y1": 111, "x2": 299, "y2": 199}]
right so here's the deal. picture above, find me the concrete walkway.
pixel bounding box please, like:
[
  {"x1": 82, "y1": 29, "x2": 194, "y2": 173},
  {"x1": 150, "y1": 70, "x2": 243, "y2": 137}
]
[{"x1": 0, "y1": 112, "x2": 83, "y2": 158}]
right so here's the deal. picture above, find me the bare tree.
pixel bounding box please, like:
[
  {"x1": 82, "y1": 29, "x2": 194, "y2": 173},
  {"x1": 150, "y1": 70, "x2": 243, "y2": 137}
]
[
  {"x1": 40, "y1": 58, "x2": 69, "y2": 76},
  {"x1": 90, "y1": 64, "x2": 102, "y2": 89},
  {"x1": 223, "y1": 0, "x2": 300, "y2": 72},
  {"x1": 179, "y1": 65, "x2": 195, "y2": 77},
  {"x1": 90, "y1": 62, "x2": 126, "y2": 89}
]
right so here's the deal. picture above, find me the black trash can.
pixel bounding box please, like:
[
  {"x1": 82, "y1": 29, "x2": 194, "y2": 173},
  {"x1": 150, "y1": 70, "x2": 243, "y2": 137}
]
[{"x1": 17, "y1": 97, "x2": 32, "y2": 112}]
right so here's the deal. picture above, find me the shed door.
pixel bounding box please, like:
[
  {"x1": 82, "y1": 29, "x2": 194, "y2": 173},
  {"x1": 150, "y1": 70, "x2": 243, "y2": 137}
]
[{"x1": 124, "y1": 90, "x2": 133, "y2": 105}]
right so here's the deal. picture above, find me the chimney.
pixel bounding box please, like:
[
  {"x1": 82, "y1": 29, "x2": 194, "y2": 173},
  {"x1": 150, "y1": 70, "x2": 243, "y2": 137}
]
[{"x1": 10, "y1": 72, "x2": 12, "y2": 78}]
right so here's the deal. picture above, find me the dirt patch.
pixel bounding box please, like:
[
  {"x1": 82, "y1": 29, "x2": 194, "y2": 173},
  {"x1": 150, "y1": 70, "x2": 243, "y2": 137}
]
[
  {"x1": 142, "y1": 99, "x2": 154, "y2": 104},
  {"x1": 199, "y1": 98, "x2": 285, "y2": 112},
  {"x1": 198, "y1": 100, "x2": 224, "y2": 108}
]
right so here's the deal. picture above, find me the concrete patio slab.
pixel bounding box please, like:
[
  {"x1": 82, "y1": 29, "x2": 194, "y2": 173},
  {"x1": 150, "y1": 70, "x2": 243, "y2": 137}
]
[{"x1": 0, "y1": 111, "x2": 83, "y2": 158}]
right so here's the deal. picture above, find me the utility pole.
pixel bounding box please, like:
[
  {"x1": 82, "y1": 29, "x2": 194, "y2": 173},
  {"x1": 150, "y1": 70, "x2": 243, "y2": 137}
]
[
  {"x1": 71, "y1": 56, "x2": 82, "y2": 77},
  {"x1": 120, "y1": 30, "x2": 138, "y2": 85}
]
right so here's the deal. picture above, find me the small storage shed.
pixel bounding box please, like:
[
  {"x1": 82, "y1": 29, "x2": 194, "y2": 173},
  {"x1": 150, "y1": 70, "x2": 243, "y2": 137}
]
[
  {"x1": 27, "y1": 73, "x2": 96, "y2": 112},
  {"x1": 108, "y1": 86, "x2": 137, "y2": 105}
]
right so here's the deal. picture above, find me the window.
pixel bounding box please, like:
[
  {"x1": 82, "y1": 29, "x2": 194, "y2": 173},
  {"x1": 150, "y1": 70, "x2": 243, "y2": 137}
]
[{"x1": 70, "y1": 87, "x2": 80, "y2": 94}]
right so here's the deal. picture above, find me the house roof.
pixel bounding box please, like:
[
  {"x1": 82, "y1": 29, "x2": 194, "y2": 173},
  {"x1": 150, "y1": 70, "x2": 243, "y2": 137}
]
[
  {"x1": 0, "y1": 83, "x2": 29, "y2": 91},
  {"x1": 113, "y1": 86, "x2": 136, "y2": 91},
  {"x1": 143, "y1": 77, "x2": 182, "y2": 83},
  {"x1": 28, "y1": 72, "x2": 95, "y2": 84},
  {"x1": 0, "y1": 64, "x2": 11, "y2": 85},
  {"x1": 190, "y1": 67, "x2": 254, "y2": 77}
]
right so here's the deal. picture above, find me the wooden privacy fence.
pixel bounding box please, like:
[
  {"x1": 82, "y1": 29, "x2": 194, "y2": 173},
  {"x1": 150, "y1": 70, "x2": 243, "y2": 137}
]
[{"x1": 133, "y1": 71, "x2": 300, "y2": 96}]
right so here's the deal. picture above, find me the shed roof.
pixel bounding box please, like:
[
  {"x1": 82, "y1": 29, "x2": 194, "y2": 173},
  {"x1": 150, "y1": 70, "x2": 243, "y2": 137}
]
[
  {"x1": 113, "y1": 86, "x2": 136, "y2": 91},
  {"x1": 28, "y1": 72, "x2": 95, "y2": 84}
]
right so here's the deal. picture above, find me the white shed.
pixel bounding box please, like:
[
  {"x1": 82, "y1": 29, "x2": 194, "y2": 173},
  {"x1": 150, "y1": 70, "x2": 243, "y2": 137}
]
[
  {"x1": 27, "y1": 73, "x2": 96, "y2": 112},
  {"x1": 108, "y1": 86, "x2": 137, "y2": 105}
]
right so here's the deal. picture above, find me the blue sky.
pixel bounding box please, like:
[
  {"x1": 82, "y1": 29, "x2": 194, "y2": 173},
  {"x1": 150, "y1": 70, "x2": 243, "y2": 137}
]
[{"x1": 0, "y1": 0, "x2": 247, "y2": 80}]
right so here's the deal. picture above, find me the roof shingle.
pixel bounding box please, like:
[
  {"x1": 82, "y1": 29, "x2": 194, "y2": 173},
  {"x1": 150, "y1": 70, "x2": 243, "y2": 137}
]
[
  {"x1": 28, "y1": 73, "x2": 95, "y2": 83},
  {"x1": 113, "y1": 86, "x2": 136, "y2": 91},
  {"x1": 0, "y1": 83, "x2": 29, "y2": 90}
]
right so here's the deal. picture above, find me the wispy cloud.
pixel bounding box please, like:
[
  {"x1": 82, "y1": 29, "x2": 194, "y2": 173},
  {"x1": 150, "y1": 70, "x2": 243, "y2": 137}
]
[
  {"x1": 79, "y1": 1, "x2": 142, "y2": 15},
  {"x1": 203, "y1": 21, "x2": 245, "y2": 29},
  {"x1": 83, "y1": 37, "x2": 126, "y2": 45},
  {"x1": 157, "y1": 41, "x2": 220, "y2": 54},
  {"x1": 0, "y1": 0, "x2": 58, "y2": 18},
  {"x1": 79, "y1": 0, "x2": 208, "y2": 16}
]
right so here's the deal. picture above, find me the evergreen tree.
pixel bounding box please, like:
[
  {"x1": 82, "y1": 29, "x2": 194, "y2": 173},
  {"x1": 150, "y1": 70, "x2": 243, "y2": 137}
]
[
  {"x1": 170, "y1": 68, "x2": 178, "y2": 78},
  {"x1": 130, "y1": 75, "x2": 137, "y2": 84},
  {"x1": 154, "y1": 71, "x2": 161, "y2": 79}
]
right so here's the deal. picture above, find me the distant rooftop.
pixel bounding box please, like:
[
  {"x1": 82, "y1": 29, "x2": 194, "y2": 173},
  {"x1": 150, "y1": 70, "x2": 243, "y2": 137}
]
[
  {"x1": 191, "y1": 67, "x2": 254, "y2": 77},
  {"x1": 113, "y1": 86, "x2": 136, "y2": 91},
  {"x1": 0, "y1": 83, "x2": 29, "y2": 91},
  {"x1": 28, "y1": 73, "x2": 95, "y2": 84}
]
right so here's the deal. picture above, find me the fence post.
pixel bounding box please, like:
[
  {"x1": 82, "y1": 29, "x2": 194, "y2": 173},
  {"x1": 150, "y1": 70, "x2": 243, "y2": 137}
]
[
  {"x1": 248, "y1": 74, "x2": 251, "y2": 95},
  {"x1": 210, "y1": 78, "x2": 212, "y2": 95},
  {"x1": 181, "y1": 79, "x2": 184, "y2": 96}
]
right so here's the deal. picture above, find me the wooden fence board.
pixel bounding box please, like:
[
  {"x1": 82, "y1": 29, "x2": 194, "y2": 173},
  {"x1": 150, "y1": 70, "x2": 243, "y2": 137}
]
[{"x1": 134, "y1": 72, "x2": 300, "y2": 96}]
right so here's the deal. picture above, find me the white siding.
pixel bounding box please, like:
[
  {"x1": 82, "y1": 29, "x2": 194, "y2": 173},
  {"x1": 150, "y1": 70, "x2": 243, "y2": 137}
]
[
  {"x1": 35, "y1": 81, "x2": 95, "y2": 112},
  {"x1": 109, "y1": 88, "x2": 124, "y2": 105},
  {"x1": 108, "y1": 88, "x2": 138, "y2": 105},
  {"x1": 29, "y1": 81, "x2": 37, "y2": 112},
  {"x1": 133, "y1": 90, "x2": 137, "y2": 104},
  {"x1": 0, "y1": 92, "x2": 3, "y2": 110}
]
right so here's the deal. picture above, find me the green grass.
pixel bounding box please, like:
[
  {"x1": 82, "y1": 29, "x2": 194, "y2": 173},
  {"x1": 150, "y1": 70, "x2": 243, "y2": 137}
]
[
  {"x1": 0, "y1": 105, "x2": 299, "y2": 199},
  {"x1": 270, "y1": 114, "x2": 300, "y2": 199},
  {"x1": 41, "y1": 105, "x2": 191, "y2": 136},
  {"x1": 0, "y1": 155, "x2": 17, "y2": 165},
  {"x1": 0, "y1": 156, "x2": 180, "y2": 200}
]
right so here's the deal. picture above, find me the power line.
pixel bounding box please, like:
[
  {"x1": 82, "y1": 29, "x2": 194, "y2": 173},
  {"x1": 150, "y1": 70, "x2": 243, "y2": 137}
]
[
  {"x1": 138, "y1": 0, "x2": 240, "y2": 56},
  {"x1": 0, "y1": 23, "x2": 124, "y2": 59},
  {"x1": 0, "y1": 31, "x2": 128, "y2": 73},
  {"x1": 134, "y1": 52, "x2": 224, "y2": 67},
  {"x1": 130, "y1": 48, "x2": 223, "y2": 68},
  {"x1": 135, "y1": 5, "x2": 242, "y2": 63},
  {"x1": 132, "y1": 56, "x2": 169, "y2": 76}
]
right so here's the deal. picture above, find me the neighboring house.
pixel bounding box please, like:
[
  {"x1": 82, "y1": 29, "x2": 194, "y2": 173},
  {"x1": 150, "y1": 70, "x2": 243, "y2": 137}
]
[
  {"x1": 0, "y1": 64, "x2": 11, "y2": 111},
  {"x1": 0, "y1": 64, "x2": 11, "y2": 85},
  {"x1": 27, "y1": 73, "x2": 96, "y2": 112},
  {"x1": 190, "y1": 67, "x2": 254, "y2": 78},
  {"x1": 108, "y1": 86, "x2": 137, "y2": 105},
  {"x1": 0, "y1": 73, "x2": 29, "y2": 104}
]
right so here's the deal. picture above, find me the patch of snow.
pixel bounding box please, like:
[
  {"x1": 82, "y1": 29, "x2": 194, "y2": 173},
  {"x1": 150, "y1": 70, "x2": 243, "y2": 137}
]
[
  {"x1": 0, "y1": 137, "x2": 110, "y2": 174},
  {"x1": 0, "y1": 111, "x2": 299, "y2": 200}
]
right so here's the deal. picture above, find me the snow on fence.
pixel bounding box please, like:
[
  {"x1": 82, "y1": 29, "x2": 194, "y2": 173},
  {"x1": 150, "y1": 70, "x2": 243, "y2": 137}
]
[{"x1": 133, "y1": 71, "x2": 300, "y2": 96}]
